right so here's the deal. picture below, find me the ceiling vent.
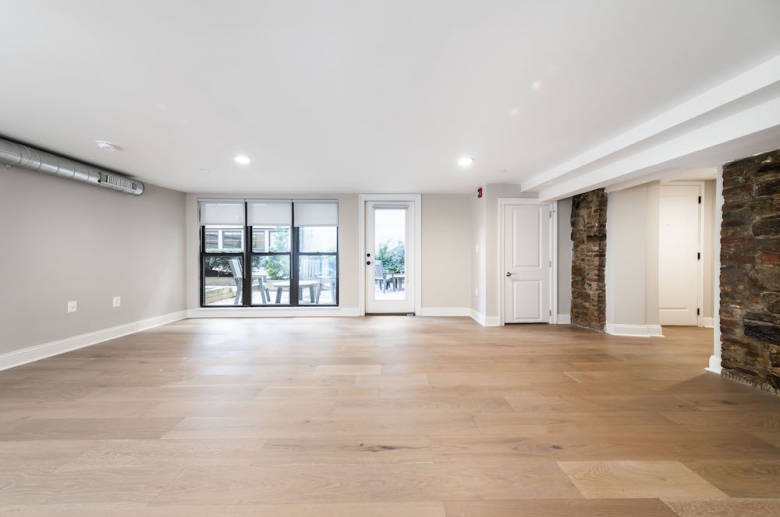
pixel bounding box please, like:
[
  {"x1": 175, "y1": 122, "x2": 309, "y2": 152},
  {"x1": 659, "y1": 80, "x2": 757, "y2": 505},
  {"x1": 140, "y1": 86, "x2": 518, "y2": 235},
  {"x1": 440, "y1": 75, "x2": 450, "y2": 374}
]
[{"x1": 0, "y1": 137, "x2": 144, "y2": 196}]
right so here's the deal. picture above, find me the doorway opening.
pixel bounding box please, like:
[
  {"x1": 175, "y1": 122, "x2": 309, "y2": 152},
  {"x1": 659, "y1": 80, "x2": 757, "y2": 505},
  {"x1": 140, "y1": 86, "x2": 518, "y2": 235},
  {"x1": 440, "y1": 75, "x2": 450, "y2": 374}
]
[
  {"x1": 498, "y1": 198, "x2": 557, "y2": 325},
  {"x1": 658, "y1": 180, "x2": 715, "y2": 327},
  {"x1": 359, "y1": 195, "x2": 421, "y2": 315}
]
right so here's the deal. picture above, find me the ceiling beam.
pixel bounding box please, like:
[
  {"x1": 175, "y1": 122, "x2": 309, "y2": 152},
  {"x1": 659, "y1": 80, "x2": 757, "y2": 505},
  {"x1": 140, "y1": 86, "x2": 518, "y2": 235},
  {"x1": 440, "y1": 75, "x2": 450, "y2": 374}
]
[
  {"x1": 537, "y1": 96, "x2": 780, "y2": 201},
  {"x1": 522, "y1": 54, "x2": 780, "y2": 193}
]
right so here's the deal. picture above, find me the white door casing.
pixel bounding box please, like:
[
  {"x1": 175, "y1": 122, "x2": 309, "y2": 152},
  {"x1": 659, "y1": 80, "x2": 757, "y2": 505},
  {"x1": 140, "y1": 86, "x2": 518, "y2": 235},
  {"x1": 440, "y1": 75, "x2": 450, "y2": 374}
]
[
  {"x1": 365, "y1": 201, "x2": 415, "y2": 314},
  {"x1": 659, "y1": 184, "x2": 701, "y2": 326},
  {"x1": 502, "y1": 202, "x2": 551, "y2": 324}
]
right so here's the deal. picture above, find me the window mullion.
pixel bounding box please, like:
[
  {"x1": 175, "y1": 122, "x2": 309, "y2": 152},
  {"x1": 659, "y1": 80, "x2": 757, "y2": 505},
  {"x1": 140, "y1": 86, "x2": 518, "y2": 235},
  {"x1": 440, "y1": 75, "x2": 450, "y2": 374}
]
[{"x1": 291, "y1": 223, "x2": 299, "y2": 307}]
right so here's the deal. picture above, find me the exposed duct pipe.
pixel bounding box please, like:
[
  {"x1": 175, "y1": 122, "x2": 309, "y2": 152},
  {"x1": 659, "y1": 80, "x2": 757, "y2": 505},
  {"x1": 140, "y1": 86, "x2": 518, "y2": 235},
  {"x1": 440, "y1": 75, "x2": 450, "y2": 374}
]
[{"x1": 0, "y1": 137, "x2": 144, "y2": 195}]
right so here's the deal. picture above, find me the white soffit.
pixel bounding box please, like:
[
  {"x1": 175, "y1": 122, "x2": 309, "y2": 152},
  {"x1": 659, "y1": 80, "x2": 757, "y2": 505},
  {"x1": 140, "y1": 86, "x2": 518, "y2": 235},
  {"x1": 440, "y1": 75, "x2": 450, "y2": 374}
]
[{"x1": 525, "y1": 55, "x2": 780, "y2": 200}]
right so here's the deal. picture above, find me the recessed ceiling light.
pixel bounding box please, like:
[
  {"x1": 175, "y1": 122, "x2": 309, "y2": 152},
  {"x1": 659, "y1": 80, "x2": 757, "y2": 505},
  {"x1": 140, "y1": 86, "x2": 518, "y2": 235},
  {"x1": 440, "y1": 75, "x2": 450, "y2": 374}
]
[
  {"x1": 234, "y1": 155, "x2": 251, "y2": 165},
  {"x1": 95, "y1": 140, "x2": 119, "y2": 151},
  {"x1": 458, "y1": 156, "x2": 474, "y2": 167},
  {"x1": 531, "y1": 80, "x2": 543, "y2": 91}
]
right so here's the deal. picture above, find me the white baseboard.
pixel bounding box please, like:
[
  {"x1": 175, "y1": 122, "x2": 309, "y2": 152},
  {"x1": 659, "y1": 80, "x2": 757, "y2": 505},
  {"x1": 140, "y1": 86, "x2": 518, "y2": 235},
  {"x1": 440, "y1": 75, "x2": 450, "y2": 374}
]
[
  {"x1": 0, "y1": 310, "x2": 187, "y2": 372},
  {"x1": 485, "y1": 316, "x2": 500, "y2": 327},
  {"x1": 469, "y1": 309, "x2": 485, "y2": 326},
  {"x1": 469, "y1": 311, "x2": 500, "y2": 326},
  {"x1": 557, "y1": 314, "x2": 571, "y2": 324},
  {"x1": 700, "y1": 317, "x2": 715, "y2": 328},
  {"x1": 706, "y1": 354, "x2": 723, "y2": 374},
  {"x1": 469, "y1": 309, "x2": 503, "y2": 326},
  {"x1": 606, "y1": 323, "x2": 664, "y2": 338},
  {"x1": 187, "y1": 307, "x2": 360, "y2": 318},
  {"x1": 418, "y1": 307, "x2": 471, "y2": 317}
]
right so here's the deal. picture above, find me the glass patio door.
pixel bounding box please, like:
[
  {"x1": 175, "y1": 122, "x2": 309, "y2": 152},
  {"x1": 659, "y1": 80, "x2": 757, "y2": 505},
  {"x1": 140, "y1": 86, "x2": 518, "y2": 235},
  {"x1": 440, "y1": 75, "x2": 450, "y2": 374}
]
[{"x1": 365, "y1": 201, "x2": 415, "y2": 314}]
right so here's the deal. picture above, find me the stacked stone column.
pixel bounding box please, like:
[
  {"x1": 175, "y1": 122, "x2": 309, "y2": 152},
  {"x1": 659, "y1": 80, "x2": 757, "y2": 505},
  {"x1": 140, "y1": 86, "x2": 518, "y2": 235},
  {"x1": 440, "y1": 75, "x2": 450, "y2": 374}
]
[
  {"x1": 570, "y1": 189, "x2": 608, "y2": 331},
  {"x1": 720, "y1": 149, "x2": 780, "y2": 393}
]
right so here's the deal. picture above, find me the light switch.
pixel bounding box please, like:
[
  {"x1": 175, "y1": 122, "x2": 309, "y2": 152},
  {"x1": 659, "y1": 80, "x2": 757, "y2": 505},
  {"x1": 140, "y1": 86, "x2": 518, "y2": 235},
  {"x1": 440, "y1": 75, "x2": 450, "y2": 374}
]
[{"x1": 67, "y1": 301, "x2": 77, "y2": 313}]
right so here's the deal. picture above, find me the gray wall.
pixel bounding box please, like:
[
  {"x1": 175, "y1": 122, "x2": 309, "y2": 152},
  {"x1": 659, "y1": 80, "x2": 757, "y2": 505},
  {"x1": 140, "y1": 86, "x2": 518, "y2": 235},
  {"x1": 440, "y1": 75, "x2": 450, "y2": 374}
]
[
  {"x1": 471, "y1": 191, "x2": 487, "y2": 316},
  {"x1": 0, "y1": 166, "x2": 186, "y2": 355},
  {"x1": 469, "y1": 184, "x2": 572, "y2": 322},
  {"x1": 421, "y1": 194, "x2": 472, "y2": 308},
  {"x1": 186, "y1": 193, "x2": 474, "y2": 312}
]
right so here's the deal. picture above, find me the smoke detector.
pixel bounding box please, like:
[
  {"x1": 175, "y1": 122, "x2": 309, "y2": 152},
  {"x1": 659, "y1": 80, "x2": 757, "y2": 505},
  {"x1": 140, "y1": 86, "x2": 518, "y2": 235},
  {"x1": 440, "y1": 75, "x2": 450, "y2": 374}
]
[{"x1": 95, "y1": 140, "x2": 119, "y2": 151}]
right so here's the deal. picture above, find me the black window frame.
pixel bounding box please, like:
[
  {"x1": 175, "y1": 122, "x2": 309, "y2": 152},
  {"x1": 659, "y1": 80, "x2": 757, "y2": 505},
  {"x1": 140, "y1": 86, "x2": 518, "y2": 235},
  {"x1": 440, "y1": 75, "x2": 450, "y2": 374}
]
[
  {"x1": 295, "y1": 226, "x2": 339, "y2": 307},
  {"x1": 200, "y1": 225, "x2": 246, "y2": 307},
  {"x1": 199, "y1": 201, "x2": 339, "y2": 308},
  {"x1": 250, "y1": 225, "x2": 293, "y2": 306}
]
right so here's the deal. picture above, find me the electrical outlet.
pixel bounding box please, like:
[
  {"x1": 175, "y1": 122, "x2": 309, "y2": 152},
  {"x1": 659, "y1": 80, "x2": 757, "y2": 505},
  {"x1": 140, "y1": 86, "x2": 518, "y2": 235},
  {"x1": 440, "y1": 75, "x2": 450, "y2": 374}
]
[
  {"x1": 475, "y1": 244, "x2": 479, "y2": 253},
  {"x1": 474, "y1": 288, "x2": 479, "y2": 297},
  {"x1": 113, "y1": 296, "x2": 121, "y2": 308},
  {"x1": 67, "y1": 301, "x2": 78, "y2": 313}
]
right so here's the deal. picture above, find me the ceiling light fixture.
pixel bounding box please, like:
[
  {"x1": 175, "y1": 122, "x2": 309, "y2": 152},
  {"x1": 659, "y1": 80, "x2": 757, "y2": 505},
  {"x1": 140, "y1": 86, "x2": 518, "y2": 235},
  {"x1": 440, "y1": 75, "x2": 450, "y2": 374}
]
[
  {"x1": 95, "y1": 140, "x2": 119, "y2": 151},
  {"x1": 458, "y1": 156, "x2": 474, "y2": 167},
  {"x1": 234, "y1": 155, "x2": 251, "y2": 165}
]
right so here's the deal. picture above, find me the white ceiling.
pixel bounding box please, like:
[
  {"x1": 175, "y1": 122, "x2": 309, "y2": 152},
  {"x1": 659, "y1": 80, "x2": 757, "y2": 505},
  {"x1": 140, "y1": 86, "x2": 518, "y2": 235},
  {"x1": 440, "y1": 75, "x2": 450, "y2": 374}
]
[{"x1": 2, "y1": 0, "x2": 780, "y2": 194}]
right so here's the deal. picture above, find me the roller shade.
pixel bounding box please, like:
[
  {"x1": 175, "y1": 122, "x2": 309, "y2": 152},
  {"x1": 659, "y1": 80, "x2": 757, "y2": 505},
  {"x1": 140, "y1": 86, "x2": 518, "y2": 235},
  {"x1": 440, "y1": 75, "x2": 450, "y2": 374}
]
[
  {"x1": 199, "y1": 200, "x2": 245, "y2": 226},
  {"x1": 248, "y1": 200, "x2": 292, "y2": 227},
  {"x1": 294, "y1": 200, "x2": 339, "y2": 227}
]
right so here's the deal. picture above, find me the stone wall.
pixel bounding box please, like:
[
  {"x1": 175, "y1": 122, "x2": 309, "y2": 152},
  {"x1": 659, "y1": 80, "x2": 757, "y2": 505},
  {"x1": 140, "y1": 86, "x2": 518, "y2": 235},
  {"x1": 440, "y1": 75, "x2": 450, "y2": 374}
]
[
  {"x1": 720, "y1": 149, "x2": 780, "y2": 394},
  {"x1": 570, "y1": 189, "x2": 608, "y2": 331}
]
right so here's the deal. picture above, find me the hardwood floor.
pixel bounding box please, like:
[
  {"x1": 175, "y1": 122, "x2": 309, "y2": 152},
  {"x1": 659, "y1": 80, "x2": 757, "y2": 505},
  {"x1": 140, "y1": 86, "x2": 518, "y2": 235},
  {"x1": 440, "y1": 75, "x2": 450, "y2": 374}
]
[{"x1": 1, "y1": 317, "x2": 779, "y2": 516}]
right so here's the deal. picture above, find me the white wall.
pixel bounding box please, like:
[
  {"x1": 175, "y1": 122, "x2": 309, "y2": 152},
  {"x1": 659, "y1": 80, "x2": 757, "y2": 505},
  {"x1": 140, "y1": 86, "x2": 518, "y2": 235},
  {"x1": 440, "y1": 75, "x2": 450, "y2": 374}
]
[
  {"x1": 703, "y1": 180, "x2": 716, "y2": 320},
  {"x1": 421, "y1": 194, "x2": 472, "y2": 309},
  {"x1": 0, "y1": 165, "x2": 186, "y2": 355},
  {"x1": 557, "y1": 197, "x2": 573, "y2": 317},
  {"x1": 605, "y1": 183, "x2": 662, "y2": 336}
]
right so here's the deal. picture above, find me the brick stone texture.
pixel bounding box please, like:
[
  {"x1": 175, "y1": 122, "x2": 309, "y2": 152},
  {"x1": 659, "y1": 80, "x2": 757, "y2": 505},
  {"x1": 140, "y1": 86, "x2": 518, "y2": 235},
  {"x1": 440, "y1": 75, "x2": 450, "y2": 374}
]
[
  {"x1": 570, "y1": 189, "x2": 608, "y2": 331},
  {"x1": 720, "y1": 149, "x2": 780, "y2": 394}
]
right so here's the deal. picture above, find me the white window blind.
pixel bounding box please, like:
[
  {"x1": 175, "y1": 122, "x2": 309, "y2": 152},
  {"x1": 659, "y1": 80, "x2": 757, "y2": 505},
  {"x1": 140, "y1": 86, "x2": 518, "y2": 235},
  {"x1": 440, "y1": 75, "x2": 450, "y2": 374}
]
[
  {"x1": 293, "y1": 200, "x2": 339, "y2": 227},
  {"x1": 248, "y1": 200, "x2": 292, "y2": 227},
  {"x1": 199, "y1": 200, "x2": 245, "y2": 226}
]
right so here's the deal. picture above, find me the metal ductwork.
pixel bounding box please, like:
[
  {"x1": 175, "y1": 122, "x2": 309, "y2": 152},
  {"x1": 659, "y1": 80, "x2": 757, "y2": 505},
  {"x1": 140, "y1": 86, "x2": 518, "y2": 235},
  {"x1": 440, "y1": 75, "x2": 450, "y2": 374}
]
[{"x1": 0, "y1": 137, "x2": 144, "y2": 195}]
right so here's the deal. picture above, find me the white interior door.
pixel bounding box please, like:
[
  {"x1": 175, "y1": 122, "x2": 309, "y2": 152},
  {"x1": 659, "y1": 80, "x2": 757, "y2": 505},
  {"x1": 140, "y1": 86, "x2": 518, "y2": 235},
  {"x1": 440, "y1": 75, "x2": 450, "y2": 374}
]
[
  {"x1": 503, "y1": 203, "x2": 550, "y2": 324},
  {"x1": 365, "y1": 201, "x2": 415, "y2": 314},
  {"x1": 659, "y1": 184, "x2": 700, "y2": 325}
]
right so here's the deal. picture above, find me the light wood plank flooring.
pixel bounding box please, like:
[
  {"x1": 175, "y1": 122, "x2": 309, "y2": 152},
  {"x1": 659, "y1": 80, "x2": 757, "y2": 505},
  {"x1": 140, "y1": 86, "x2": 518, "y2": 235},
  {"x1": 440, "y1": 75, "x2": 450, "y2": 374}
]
[{"x1": 1, "y1": 317, "x2": 779, "y2": 516}]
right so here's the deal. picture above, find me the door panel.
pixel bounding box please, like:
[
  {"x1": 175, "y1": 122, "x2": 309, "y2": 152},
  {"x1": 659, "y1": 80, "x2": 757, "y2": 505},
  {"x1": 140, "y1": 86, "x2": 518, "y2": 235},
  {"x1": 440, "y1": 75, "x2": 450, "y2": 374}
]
[
  {"x1": 503, "y1": 203, "x2": 550, "y2": 324},
  {"x1": 512, "y1": 280, "x2": 542, "y2": 321},
  {"x1": 659, "y1": 185, "x2": 700, "y2": 326},
  {"x1": 365, "y1": 201, "x2": 415, "y2": 314},
  {"x1": 512, "y1": 207, "x2": 541, "y2": 268}
]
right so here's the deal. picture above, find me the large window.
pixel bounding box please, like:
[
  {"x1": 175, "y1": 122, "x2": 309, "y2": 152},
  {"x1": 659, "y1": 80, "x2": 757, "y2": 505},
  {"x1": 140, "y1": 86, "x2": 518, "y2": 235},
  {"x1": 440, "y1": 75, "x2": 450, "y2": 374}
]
[{"x1": 199, "y1": 199, "x2": 338, "y2": 307}]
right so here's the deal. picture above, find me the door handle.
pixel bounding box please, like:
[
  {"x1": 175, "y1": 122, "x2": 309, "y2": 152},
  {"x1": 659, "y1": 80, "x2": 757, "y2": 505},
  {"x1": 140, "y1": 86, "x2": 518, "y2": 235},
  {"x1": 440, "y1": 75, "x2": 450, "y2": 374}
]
[
  {"x1": 506, "y1": 272, "x2": 512, "y2": 277},
  {"x1": 367, "y1": 261, "x2": 372, "y2": 266}
]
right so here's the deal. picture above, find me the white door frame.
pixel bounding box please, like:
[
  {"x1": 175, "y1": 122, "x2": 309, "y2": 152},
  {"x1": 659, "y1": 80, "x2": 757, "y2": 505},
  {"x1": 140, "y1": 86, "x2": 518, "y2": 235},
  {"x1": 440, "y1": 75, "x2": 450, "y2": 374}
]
[
  {"x1": 358, "y1": 194, "x2": 422, "y2": 316},
  {"x1": 498, "y1": 198, "x2": 558, "y2": 326},
  {"x1": 660, "y1": 181, "x2": 705, "y2": 327}
]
